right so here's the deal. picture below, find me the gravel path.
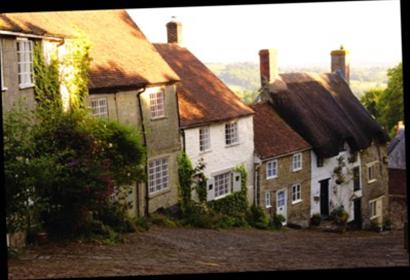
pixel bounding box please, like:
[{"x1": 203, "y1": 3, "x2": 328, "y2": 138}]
[{"x1": 7, "y1": 227, "x2": 409, "y2": 279}]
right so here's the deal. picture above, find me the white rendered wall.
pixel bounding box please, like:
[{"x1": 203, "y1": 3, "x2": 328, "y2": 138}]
[
  {"x1": 184, "y1": 116, "x2": 254, "y2": 203},
  {"x1": 310, "y1": 144, "x2": 362, "y2": 222}
]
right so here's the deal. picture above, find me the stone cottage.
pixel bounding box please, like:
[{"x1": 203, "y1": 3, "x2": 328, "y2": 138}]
[
  {"x1": 0, "y1": 10, "x2": 182, "y2": 217},
  {"x1": 154, "y1": 18, "x2": 255, "y2": 203},
  {"x1": 388, "y1": 122, "x2": 407, "y2": 229},
  {"x1": 251, "y1": 102, "x2": 312, "y2": 227},
  {"x1": 256, "y1": 47, "x2": 390, "y2": 229}
]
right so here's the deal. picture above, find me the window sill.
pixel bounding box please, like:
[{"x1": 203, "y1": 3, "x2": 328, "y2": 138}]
[
  {"x1": 292, "y1": 199, "x2": 303, "y2": 205},
  {"x1": 19, "y1": 83, "x2": 34, "y2": 89},
  {"x1": 265, "y1": 205, "x2": 272, "y2": 209},
  {"x1": 214, "y1": 192, "x2": 231, "y2": 200},
  {"x1": 266, "y1": 175, "x2": 278, "y2": 180},
  {"x1": 151, "y1": 116, "x2": 167, "y2": 121},
  {"x1": 225, "y1": 142, "x2": 240, "y2": 148},
  {"x1": 292, "y1": 168, "x2": 302, "y2": 172},
  {"x1": 1, "y1": 87, "x2": 7, "y2": 92},
  {"x1": 148, "y1": 187, "x2": 171, "y2": 199},
  {"x1": 368, "y1": 179, "x2": 377, "y2": 184},
  {"x1": 199, "y1": 149, "x2": 212, "y2": 155}
]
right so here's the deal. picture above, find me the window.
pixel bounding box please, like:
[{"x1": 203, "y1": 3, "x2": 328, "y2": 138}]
[
  {"x1": 199, "y1": 126, "x2": 211, "y2": 152},
  {"x1": 225, "y1": 122, "x2": 239, "y2": 145},
  {"x1": 1, "y1": 40, "x2": 6, "y2": 90},
  {"x1": 317, "y1": 156, "x2": 324, "y2": 167},
  {"x1": 367, "y1": 162, "x2": 378, "y2": 183},
  {"x1": 369, "y1": 198, "x2": 382, "y2": 219},
  {"x1": 149, "y1": 91, "x2": 165, "y2": 119},
  {"x1": 353, "y1": 167, "x2": 360, "y2": 191},
  {"x1": 214, "y1": 172, "x2": 231, "y2": 198},
  {"x1": 265, "y1": 192, "x2": 272, "y2": 208},
  {"x1": 148, "y1": 158, "x2": 169, "y2": 194},
  {"x1": 292, "y1": 184, "x2": 302, "y2": 203},
  {"x1": 266, "y1": 159, "x2": 278, "y2": 179},
  {"x1": 90, "y1": 98, "x2": 108, "y2": 117},
  {"x1": 292, "y1": 153, "x2": 302, "y2": 171},
  {"x1": 17, "y1": 39, "x2": 34, "y2": 88}
]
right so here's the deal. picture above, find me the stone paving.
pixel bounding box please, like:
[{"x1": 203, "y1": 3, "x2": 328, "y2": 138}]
[{"x1": 7, "y1": 226, "x2": 409, "y2": 279}]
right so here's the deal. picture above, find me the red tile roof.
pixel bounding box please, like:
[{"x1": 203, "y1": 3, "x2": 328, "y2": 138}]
[
  {"x1": 251, "y1": 102, "x2": 311, "y2": 159},
  {"x1": 154, "y1": 43, "x2": 254, "y2": 128},
  {"x1": 0, "y1": 10, "x2": 179, "y2": 91}
]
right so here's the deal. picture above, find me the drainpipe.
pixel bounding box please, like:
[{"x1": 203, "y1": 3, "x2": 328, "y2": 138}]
[{"x1": 136, "y1": 86, "x2": 148, "y2": 217}]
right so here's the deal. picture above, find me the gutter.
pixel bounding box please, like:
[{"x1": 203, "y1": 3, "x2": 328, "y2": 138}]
[
  {"x1": 0, "y1": 30, "x2": 64, "y2": 42},
  {"x1": 136, "y1": 86, "x2": 149, "y2": 217}
]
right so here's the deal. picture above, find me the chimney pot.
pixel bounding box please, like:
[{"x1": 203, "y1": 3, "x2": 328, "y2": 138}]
[{"x1": 166, "y1": 17, "x2": 183, "y2": 45}]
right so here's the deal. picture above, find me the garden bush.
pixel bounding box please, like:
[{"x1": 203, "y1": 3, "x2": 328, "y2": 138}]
[
  {"x1": 271, "y1": 214, "x2": 286, "y2": 229},
  {"x1": 310, "y1": 213, "x2": 322, "y2": 227}
]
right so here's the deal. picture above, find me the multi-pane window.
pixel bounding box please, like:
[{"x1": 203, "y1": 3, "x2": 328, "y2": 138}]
[
  {"x1": 317, "y1": 156, "x2": 324, "y2": 167},
  {"x1": 199, "y1": 126, "x2": 211, "y2": 152},
  {"x1": 90, "y1": 98, "x2": 108, "y2": 117},
  {"x1": 292, "y1": 184, "x2": 302, "y2": 203},
  {"x1": 214, "y1": 172, "x2": 231, "y2": 198},
  {"x1": 148, "y1": 158, "x2": 169, "y2": 194},
  {"x1": 292, "y1": 153, "x2": 302, "y2": 171},
  {"x1": 353, "y1": 167, "x2": 361, "y2": 191},
  {"x1": 266, "y1": 159, "x2": 278, "y2": 179},
  {"x1": 367, "y1": 162, "x2": 378, "y2": 183},
  {"x1": 265, "y1": 191, "x2": 272, "y2": 208},
  {"x1": 225, "y1": 122, "x2": 239, "y2": 145},
  {"x1": 369, "y1": 198, "x2": 382, "y2": 219},
  {"x1": 17, "y1": 39, "x2": 34, "y2": 87},
  {"x1": 149, "y1": 91, "x2": 165, "y2": 119}
]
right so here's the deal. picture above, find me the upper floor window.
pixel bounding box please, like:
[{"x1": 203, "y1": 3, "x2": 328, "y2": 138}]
[
  {"x1": 266, "y1": 159, "x2": 278, "y2": 179},
  {"x1": 317, "y1": 156, "x2": 324, "y2": 167},
  {"x1": 17, "y1": 38, "x2": 34, "y2": 88},
  {"x1": 353, "y1": 166, "x2": 361, "y2": 191},
  {"x1": 148, "y1": 157, "x2": 169, "y2": 194},
  {"x1": 149, "y1": 90, "x2": 165, "y2": 119},
  {"x1": 292, "y1": 153, "x2": 302, "y2": 171},
  {"x1": 367, "y1": 161, "x2": 378, "y2": 183},
  {"x1": 199, "y1": 126, "x2": 211, "y2": 152},
  {"x1": 1, "y1": 40, "x2": 5, "y2": 90},
  {"x1": 225, "y1": 121, "x2": 239, "y2": 146},
  {"x1": 90, "y1": 97, "x2": 108, "y2": 117}
]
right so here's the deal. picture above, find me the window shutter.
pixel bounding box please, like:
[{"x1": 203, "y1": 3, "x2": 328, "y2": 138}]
[
  {"x1": 232, "y1": 171, "x2": 242, "y2": 192},
  {"x1": 206, "y1": 177, "x2": 215, "y2": 201}
]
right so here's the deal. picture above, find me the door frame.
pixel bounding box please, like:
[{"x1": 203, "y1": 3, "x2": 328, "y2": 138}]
[{"x1": 276, "y1": 187, "x2": 288, "y2": 225}]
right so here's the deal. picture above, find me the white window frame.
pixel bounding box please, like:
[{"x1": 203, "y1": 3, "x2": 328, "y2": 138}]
[
  {"x1": 292, "y1": 184, "x2": 302, "y2": 204},
  {"x1": 0, "y1": 40, "x2": 6, "y2": 91},
  {"x1": 199, "y1": 126, "x2": 211, "y2": 152},
  {"x1": 265, "y1": 191, "x2": 272, "y2": 208},
  {"x1": 214, "y1": 171, "x2": 231, "y2": 199},
  {"x1": 148, "y1": 157, "x2": 169, "y2": 194},
  {"x1": 149, "y1": 90, "x2": 165, "y2": 119},
  {"x1": 90, "y1": 97, "x2": 108, "y2": 117},
  {"x1": 266, "y1": 159, "x2": 278, "y2": 179},
  {"x1": 16, "y1": 38, "x2": 34, "y2": 88},
  {"x1": 225, "y1": 121, "x2": 239, "y2": 146},
  {"x1": 292, "y1": 153, "x2": 303, "y2": 172},
  {"x1": 367, "y1": 161, "x2": 378, "y2": 183},
  {"x1": 369, "y1": 197, "x2": 382, "y2": 220}
]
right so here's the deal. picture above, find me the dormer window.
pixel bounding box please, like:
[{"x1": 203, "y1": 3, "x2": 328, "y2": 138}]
[{"x1": 17, "y1": 38, "x2": 34, "y2": 88}]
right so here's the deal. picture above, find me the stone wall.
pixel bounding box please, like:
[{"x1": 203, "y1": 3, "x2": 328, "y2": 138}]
[{"x1": 257, "y1": 149, "x2": 311, "y2": 227}]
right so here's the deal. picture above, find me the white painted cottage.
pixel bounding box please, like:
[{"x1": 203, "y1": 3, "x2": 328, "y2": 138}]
[{"x1": 154, "y1": 19, "x2": 255, "y2": 203}]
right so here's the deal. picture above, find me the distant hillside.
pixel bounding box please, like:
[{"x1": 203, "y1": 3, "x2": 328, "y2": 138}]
[{"x1": 206, "y1": 62, "x2": 388, "y2": 103}]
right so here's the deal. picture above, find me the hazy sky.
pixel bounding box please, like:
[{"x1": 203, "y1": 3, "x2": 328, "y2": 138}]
[{"x1": 128, "y1": 1, "x2": 402, "y2": 68}]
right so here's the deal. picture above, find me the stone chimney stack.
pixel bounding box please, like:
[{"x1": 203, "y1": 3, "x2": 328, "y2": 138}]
[
  {"x1": 166, "y1": 16, "x2": 183, "y2": 45},
  {"x1": 331, "y1": 45, "x2": 350, "y2": 83},
  {"x1": 259, "y1": 49, "x2": 278, "y2": 87}
]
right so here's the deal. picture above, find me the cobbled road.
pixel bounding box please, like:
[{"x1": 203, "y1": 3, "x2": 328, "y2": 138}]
[{"x1": 7, "y1": 227, "x2": 409, "y2": 279}]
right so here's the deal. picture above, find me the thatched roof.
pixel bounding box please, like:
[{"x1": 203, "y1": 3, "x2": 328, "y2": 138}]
[{"x1": 264, "y1": 72, "x2": 388, "y2": 158}]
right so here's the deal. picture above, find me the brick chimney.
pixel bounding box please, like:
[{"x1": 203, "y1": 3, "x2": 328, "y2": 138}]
[
  {"x1": 259, "y1": 49, "x2": 278, "y2": 87},
  {"x1": 331, "y1": 45, "x2": 350, "y2": 83},
  {"x1": 166, "y1": 16, "x2": 183, "y2": 45}
]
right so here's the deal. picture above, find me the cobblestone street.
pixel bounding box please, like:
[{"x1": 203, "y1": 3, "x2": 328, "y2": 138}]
[{"x1": 8, "y1": 227, "x2": 409, "y2": 279}]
